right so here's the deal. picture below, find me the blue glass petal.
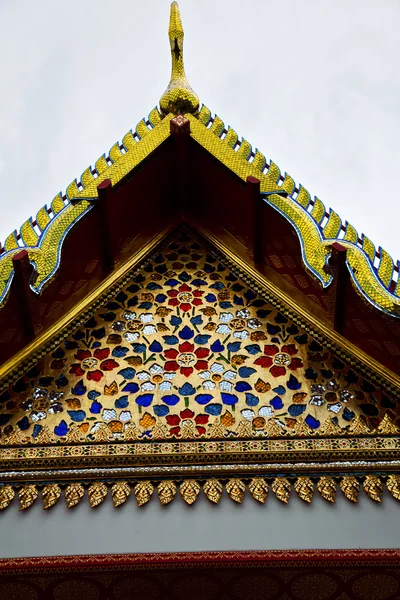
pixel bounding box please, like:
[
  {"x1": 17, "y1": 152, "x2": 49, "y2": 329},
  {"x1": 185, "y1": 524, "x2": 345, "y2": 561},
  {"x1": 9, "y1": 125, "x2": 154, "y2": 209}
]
[
  {"x1": 343, "y1": 407, "x2": 355, "y2": 421},
  {"x1": 235, "y1": 381, "x2": 252, "y2": 392},
  {"x1": 146, "y1": 282, "x2": 162, "y2": 290},
  {"x1": 155, "y1": 294, "x2": 167, "y2": 303},
  {"x1": 233, "y1": 295, "x2": 244, "y2": 306},
  {"x1": 205, "y1": 293, "x2": 217, "y2": 303},
  {"x1": 210, "y1": 282, "x2": 225, "y2": 290},
  {"x1": 221, "y1": 393, "x2": 238, "y2": 405},
  {"x1": 288, "y1": 404, "x2": 306, "y2": 417},
  {"x1": 238, "y1": 366, "x2": 256, "y2": 378},
  {"x1": 153, "y1": 404, "x2": 169, "y2": 417},
  {"x1": 112, "y1": 346, "x2": 129, "y2": 358},
  {"x1": 122, "y1": 382, "x2": 139, "y2": 393},
  {"x1": 272, "y1": 386, "x2": 286, "y2": 395},
  {"x1": 0, "y1": 414, "x2": 11, "y2": 426},
  {"x1": 244, "y1": 344, "x2": 261, "y2": 355},
  {"x1": 165, "y1": 279, "x2": 180, "y2": 287},
  {"x1": 149, "y1": 340, "x2": 163, "y2": 353},
  {"x1": 270, "y1": 396, "x2": 284, "y2": 410},
  {"x1": 54, "y1": 420, "x2": 69, "y2": 436},
  {"x1": 245, "y1": 393, "x2": 259, "y2": 407},
  {"x1": 161, "y1": 394, "x2": 180, "y2": 406},
  {"x1": 287, "y1": 375, "x2": 301, "y2": 390},
  {"x1": 170, "y1": 316, "x2": 182, "y2": 326},
  {"x1": 132, "y1": 343, "x2": 146, "y2": 353},
  {"x1": 56, "y1": 374, "x2": 69, "y2": 388},
  {"x1": 115, "y1": 396, "x2": 129, "y2": 409},
  {"x1": 138, "y1": 302, "x2": 152, "y2": 309},
  {"x1": 71, "y1": 380, "x2": 86, "y2": 396},
  {"x1": 118, "y1": 367, "x2": 136, "y2": 380},
  {"x1": 179, "y1": 326, "x2": 194, "y2": 340},
  {"x1": 90, "y1": 400, "x2": 102, "y2": 414},
  {"x1": 244, "y1": 289, "x2": 257, "y2": 301},
  {"x1": 205, "y1": 403, "x2": 223, "y2": 416},
  {"x1": 267, "y1": 323, "x2": 281, "y2": 335},
  {"x1": 305, "y1": 414, "x2": 320, "y2": 429},
  {"x1": 178, "y1": 272, "x2": 191, "y2": 282},
  {"x1": 194, "y1": 334, "x2": 211, "y2": 345},
  {"x1": 227, "y1": 342, "x2": 241, "y2": 352},
  {"x1": 191, "y1": 278, "x2": 207, "y2": 286},
  {"x1": 136, "y1": 394, "x2": 154, "y2": 407},
  {"x1": 190, "y1": 315, "x2": 203, "y2": 325},
  {"x1": 219, "y1": 302, "x2": 233, "y2": 309},
  {"x1": 179, "y1": 382, "x2": 196, "y2": 396},
  {"x1": 210, "y1": 340, "x2": 224, "y2": 353},
  {"x1": 67, "y1": 410, "x2": 86, "y2": 422},
  {"x1": 163, "y1": 335, "x2": 179, "y2": 345},
  {"x1": 33, "y1": 424, "x2": 42, "y2": 438},
  {"x1": 195, "y1": 394, "x2": 213, "y2": 405}
]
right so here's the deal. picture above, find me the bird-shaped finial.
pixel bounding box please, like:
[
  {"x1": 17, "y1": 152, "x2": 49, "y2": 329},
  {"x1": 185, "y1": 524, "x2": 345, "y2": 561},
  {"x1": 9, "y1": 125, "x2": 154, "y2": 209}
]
[{"x1": 160, "y1": 2, "x2": 199, "y2": 115}]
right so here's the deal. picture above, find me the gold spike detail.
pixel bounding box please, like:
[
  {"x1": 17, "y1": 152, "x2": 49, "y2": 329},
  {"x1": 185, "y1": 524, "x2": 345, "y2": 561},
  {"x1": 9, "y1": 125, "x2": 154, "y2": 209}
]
[
  {"x1": 18, "y1": 485, "x2": 38, "y2": 511},
  {"x1": 136, "y1": 120, "x2": 150, "y2": 139},
  {"x1": 386, "y1": 475, "x2": 400, "y2": 501},
  {"x1": 266, "y1": 160, "x2": 281, "y2": 184},
  {"x1": 224, "y1": 127, "x2": 238, "y2": 149},
  {"x1": 348, "y1": 416, "x2": 370, "y2": 435},
  {"x1": 180, "y1": 480, "x2": 201, "y2": 505},
  {"x1": 51, "y1": 194, "x2": 65, "y2": 214},
  {"x1": 362, "y1": 235, "x2": 375, "y2": 261},
  {"x1": 294, "y1": 477, "x2": 314, "y2": 503},
  {"x1": 203, "y1": 479, "x2": 223, "y2": 504},
  {"x1": 272, "y1": 478, "x2": 291, "y2": 503},
  {"x1": 363, "y1": 475, "x2": 383, "y2": 503},
  {"x1": 4, "y1": 231, "x2": 18, "y2": 251},
  {"x1": 158, "y1": 480, "x2": 176, "y2": 505},
  {"x1": 344, "y1": 221, "x2": 358, "y2": 243},
  {"x1": 210, "y1": 116, "x2": 224, "y2": 137},
  {"x1": 292, "y1": 417, "x2": 312, "y2": 437},
  {"x1": 252, "y1": 150, "x2": 266, "y2": 173},
  {"x1": 122, "y1": 130, "x2": 136, "y2": 152},
  {"x1": 376, "y1": 414, "x2": 398, "y2": 435},
  {"x1": 109, "y1": 142, "x2": 123, "y2": 163},
  {"x1": 249, "y1": 478, "x2": 269, "y2": 503},
  {"x1": 88, "y1": 482, "x2": 108, "y2": 508},
  {"x1": 265, "y1": 419, "x2": 285, "y2": 437},
  {"x1": 42, "y1": 484, "x2": 61, "y2": 509},
  {"x1": 134, "y1": 480, "x2": 154, "y2": 507},
  {"x1": 317, "y1": 477, "x2": 336, "y2": 503},
  {"x1": 66, "y1": 180, "x2": 80, "y2": 200},
  {"x1": 311, "y1": 197, "x2": 325, "y2": 223},
  {"x1": 95, "y1": 154, "x2": 109, "y2": 176},
  {"x1": 148, "y1": 107, "x2": 162, "y2": 127},
  {"x1": 319, "y1": 417, "x2": 342, "y2": 436},
  {"x1": 111, "y1": 481, "x2": 131, "y2": 508},
  {"x1": 237, "y1": 139, "x2": 251, "y2": 160},
  {"x1": 35, "y1": 206, "x2": 51, "y2": 231},
  {"x1": 323, "y1": 209, "x2": 341, "y2": 239},
  {"x1": 281, "y1": 173, "x2": 295, "y2": 196},
  {"x1": 20, "y1": 219, "x2": 39, "y2": 246},
  {"x1": 206, "y1": 420, "x2": 226, "y2": 438},
  {"x1": 296, "y1": 185, "x2": 311, "y2": 208},
  {"x1": 197, "y1": 105, "x2": 211, "y2": 125},
  {"x1": 0, "y1": 486, "x2": 15, "y2": 510},
  {"x1": 80, "y1": 167, "x2": 94, "y2": 189},
  {"x1": 226, "y1": 479, "x2": 245, "y2": 503},
  {"x1": 160, "y1": 2, "x2": 199, "y2": 115},
  {"x1": 340, "y1": 476, "x2": 360, "y2": 503},
  {"x1": 65, "y1": 483, "x2": 85, "y2": 508}
]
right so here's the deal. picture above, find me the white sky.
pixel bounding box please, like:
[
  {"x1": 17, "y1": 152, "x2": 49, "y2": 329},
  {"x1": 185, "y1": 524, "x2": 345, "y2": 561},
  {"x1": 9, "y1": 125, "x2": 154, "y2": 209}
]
[{"x1": 0, "y1": 0, "x2": 399, "y2": 262}]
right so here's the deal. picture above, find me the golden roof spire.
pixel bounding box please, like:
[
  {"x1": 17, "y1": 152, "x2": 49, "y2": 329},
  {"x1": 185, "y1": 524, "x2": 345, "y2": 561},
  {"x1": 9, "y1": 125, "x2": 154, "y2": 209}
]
[{"x1": 160, "y1": 2, "x2": 199, "y2": 115}]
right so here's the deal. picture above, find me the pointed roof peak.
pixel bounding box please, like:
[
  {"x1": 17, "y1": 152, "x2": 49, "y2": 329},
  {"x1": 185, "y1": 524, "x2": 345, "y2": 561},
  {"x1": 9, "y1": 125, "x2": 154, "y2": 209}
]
[{"x1": 160, "y1": 2, "x2": 199, "y2": 115}]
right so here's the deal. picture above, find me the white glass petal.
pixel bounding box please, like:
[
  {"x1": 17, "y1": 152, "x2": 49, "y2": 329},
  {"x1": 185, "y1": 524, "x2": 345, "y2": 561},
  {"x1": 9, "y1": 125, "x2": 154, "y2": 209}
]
[
  {"x1": 233, "y1": 330, "x2": 249, "y2": 340},
  {"x1": 216, "y1": 324, "x2": 231, "y2": 335},
  {"x1": 199, "y1": 370, "x2": 211, "y2": 379},
  {"x1": 123, "y1": 310, "x2": 136, "y2": 320},
  {"x1": 258, "y1": 406, "x2": 274, "y2": 417},
  {"x1": 223, "y1": 370, "x2": 237, "y2": 380},
  {"x1": 143, "y1": 325, "x2": 157, "y2": 335},
  {"x1": 236, "y1": 308, "x2": 250, "y2": 319},
  {"x1": 241, "y1": 409, "x2": 255, "y2": 421},
  {"x1": 119, "y1": 411, "x2": 132, "y2": 422},
  {"x1": 141, "y1": 382, "x2": 156, "y2": 391},
  {"x1": 220, "y1": 312, "x2": 234, "y2": 322},
  {"x1": 123, "y1": 332, "x2": 140, "y2": 342},
  {"x1": 327, "y1": 402, "x2": 342, "y2": 414},
  {"x1": 159, "y1": 381, "x2": 172, "y2": 391},
  {"x1": 137, "y1": 371, "x2": 150, "y2": 381},
  {"x1": 210, "y1": 362, "x2": 224, "y2": 373},
  {"x1": 149, "y1": 363, "x2": 163, "y2": 375},
  {"x1": 103, "y1": 409, "x2": 117, "y2": 422},
  {"x1": 164, "y1": 372, "x2": 176, "y2": 380},
  {"x1": 203, "y1": 380, "x2": 216, "y2": 390},
  {"x1": 140, "y1": 313, "x2": 154, "y2": 323},
  {"x1": 220, "y1": 380, "x2": 233, "y2": 392}
]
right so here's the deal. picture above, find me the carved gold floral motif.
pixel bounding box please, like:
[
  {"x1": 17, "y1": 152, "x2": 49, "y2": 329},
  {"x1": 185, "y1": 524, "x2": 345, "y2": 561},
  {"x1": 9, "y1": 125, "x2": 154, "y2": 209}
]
[
  {"x1": 134, "y1": 481, "x2": 154, "y2": 507},
  {"x1": 294, "y1": 477, "x2": 314, "y2": 503},
  {"x1": 340, "y1": 476, "x2": 360, "y2": 503},
  {"x1": 249, "y1": 478, "x2": 269, "y2": 503},
  {"x1": 65, "y1": 483, "x2": 85, "y2": 508},
  {"x1": 158, "y1": 480, "x2": 176, "y2": 505},
  {"x1": 88, "y1": 482, "x2": 108, "y2": 508},
  {"x1": 272, "y1": 478, "x2": 291, "y2": 504},
  {"x1": 387, "y1": 475, "x2": 400, "y2": 501},
  {"x1": 317, "y1": 477, "x2": 336, "y2": 503},
  {"x1": 111, "y1": 481, "x2": 131, "y2": 508},
  {"x1": 18, "y1": 485, "x2": 38, "y2": 511},
  {"x1": 226, "y1": 479, "x2": 245, "y2": 503},
  {"x1": 203, "y1": 479, "x2": 223, "y2": 504},
  {"x1": 363, "y1": 475, "x2": 383, "y2": 503},
  {"x1": 0, "y1": 486, "x2": 15, "y2": 510},
  {"x1": 42, "y1": 484, "x2": 61, "y2": 509},
  {"x1": 180, "y1": 480, "x2": 200, "y2": 505}
]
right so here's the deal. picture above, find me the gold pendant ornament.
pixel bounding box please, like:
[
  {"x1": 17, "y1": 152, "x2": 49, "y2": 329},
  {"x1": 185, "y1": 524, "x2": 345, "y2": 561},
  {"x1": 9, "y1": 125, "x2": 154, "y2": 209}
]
[
  {"x1": 203, "y1": 479, "x2": 223, "y2": 504},
  {"x1": 363, "y1": 475, "x2": 383, "y2": 503},
  {"x1": 134, "y1": 480, "x2": 154, "y2": 507},
  {"x1": 226, "y1": 479, "x2": 245, "y2": 503},
  {"x1": 317, "y1": 476, "x2": 337, "y2": 503},
  {"x1": 0, "y1": 486, "x2": 15, "y2": 510},
  {"x1": 340, "y1": 476, "x2": 360, "y2": 503},
  {"x1": 42, "y1": 484, "x2": 61, "y2": 509},
  {"x1": 18, "y1": 485, "x2": 38, "y2": 510},
  {"x1": 111, "y1": 481, "x2": 131, "y2": 508},
  {"x1": 65, "y1": 483, "x2": 85, "y2": 508},
  {"x1": 88, "y1": 481, "x2": 108, "y2": 508},
  {"x1": 180, "y1": 480, "x2": 200, "y2": 505},
  {"x1": 249, "y1": 478, "x2": 269, "y2": 503},
  {"x1": 272, "y1": 478, "x2": 291, "y2": 503},
  {"x1": 386, "y1": 474, "x2": 400, "y2": 501},
  {"x1": 158, "y1": 480, "x2": 176, "y2": 505},
  {"x1": 294, "y1": 477, "x2": 314, "y2": 503}
]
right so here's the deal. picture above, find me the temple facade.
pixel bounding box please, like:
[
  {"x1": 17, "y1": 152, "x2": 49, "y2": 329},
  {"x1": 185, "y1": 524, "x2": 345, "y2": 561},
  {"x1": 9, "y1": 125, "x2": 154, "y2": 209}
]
[{"x1": 0, "y1": 3, "x2": 400, "y2": 599}]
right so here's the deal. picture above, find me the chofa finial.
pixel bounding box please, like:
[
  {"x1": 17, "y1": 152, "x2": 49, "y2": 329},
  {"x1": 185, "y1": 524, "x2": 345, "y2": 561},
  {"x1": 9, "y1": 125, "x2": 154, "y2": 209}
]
[{"x1": 160, "y1": 2, "x2": 199, "y2": 115}]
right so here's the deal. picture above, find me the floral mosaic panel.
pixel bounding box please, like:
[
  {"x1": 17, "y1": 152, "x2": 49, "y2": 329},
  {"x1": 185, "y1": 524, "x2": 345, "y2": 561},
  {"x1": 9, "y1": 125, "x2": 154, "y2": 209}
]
[{"x1": 0, "y1": 232, "x2": 394, "y2": 444}]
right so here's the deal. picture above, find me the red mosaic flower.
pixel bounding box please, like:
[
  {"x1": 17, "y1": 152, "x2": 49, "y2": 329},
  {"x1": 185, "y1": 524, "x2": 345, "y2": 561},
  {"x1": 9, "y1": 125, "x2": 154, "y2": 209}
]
[
  {"x1": 166, "y1": 408, "x2": 209, "y2": 437},
  {"x1": 69, "y1": 348, "x2": 119, "y2": 382},
  {"x1": 163, "y1": 341, "x2": 210, "y2": 378},
  {"x1": 167, "y1": 283, "x2": 204, "y2": 312},
  {"x1": 253, "y1": 344, "x2": 303, "y2": 377}
]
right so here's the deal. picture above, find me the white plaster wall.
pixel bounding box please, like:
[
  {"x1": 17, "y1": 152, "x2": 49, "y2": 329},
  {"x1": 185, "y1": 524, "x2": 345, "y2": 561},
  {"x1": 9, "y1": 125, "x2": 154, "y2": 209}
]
[{"x1": 0, "y1": 486, "x2": 397, "y2": 558}]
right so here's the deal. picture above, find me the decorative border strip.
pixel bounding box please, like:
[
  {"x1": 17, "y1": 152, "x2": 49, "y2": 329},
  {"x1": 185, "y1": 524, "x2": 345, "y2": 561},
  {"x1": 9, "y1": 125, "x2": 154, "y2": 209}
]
[{"x1": 0, "y1": 473, "x2": 398, "y2": 510}]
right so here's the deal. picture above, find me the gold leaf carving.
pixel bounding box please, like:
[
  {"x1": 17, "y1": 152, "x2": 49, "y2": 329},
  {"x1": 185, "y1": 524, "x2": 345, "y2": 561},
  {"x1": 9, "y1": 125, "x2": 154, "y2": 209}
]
[
  {"x1": 88, "y1": 482, "x2": 108, "y2": 508},
  {"x1": 152, "y1": 423, "x2": 170, "y2": 439},
  {"x1": 158, "y1": 480, "x2": 176, "y2": 505},
  {"x1": 65, "y1": 425, "x2": 86, "y2": 443},
  {"x1": 65, "y1": 483, "x2": 85, "y2": 508},
  {"x1": 123, "y1": 422, "x2": 140, "y2": 441},
  {"x1": 272, "y1": 478, "x2": 291, "y2": 503},
  {"x1": 180, "y1": 480, "x2": 201, "y2": 505},
  {"x1": 111, "y1": 481, "x2": 131, "y2": 507},
  {"x1": 265, "y1": 419, "x2": 285, "y2": 437},
  {"x1": 134, "y1": 480, "x2": 154, "y2": 506},
  {"x1": 377, "y1": 414, "x2": 398, "y2": 435},
  {"x1": 226, "y1": 479, "x2": 245, "y2": 503},
  {"x1": 363, "y1": 475, "x2": 383, "y2": 503},
  {"x1": 18, "y1": 485, "x2": 38, "y2": 511},
  {"x1": 340, "y1": 476, "x2": 360, "y2": 503},
  {"x1": 235, "y1": 420, "x2": 253, "y2": 438},
  {"x1": 317, "y1": 476, "x2": 336, "y2": 502},
  {"x1": 0, "y1": 486, "x2": 15, "y2": 510},
  {"x1": 348, "y1": 416, "x2": 370, "y2": 435},
  {"x1": 294, "y1": 477, "x2": 314, "y2": 503},
  {"x1": 203, "y1": 479, "x2": 223, "y2": 504},
  {"x1": 292, "y1": 417, "x2": 312, "y2": 437},
  {"x1": 249, "y1": 478, "x2": 269, "y2": 503},
  {"x1": 42, "y1": 484, "x2": 61, "y2": 509},
  {"x1": 319, "y1": 418, "x2": 342, "y2": 436},
  {"x1": 206, "y1": 421, "x2": 226, "y2": 438},
  {"x1": 93, "y1": 423, "x2": 114, "y2": 442},
  {"x1": 387, "y1": 475, "x2": 400, "y2": 500},
  {"x1": 33, "y1": 425, "x2": 54, "y2": 445}
]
